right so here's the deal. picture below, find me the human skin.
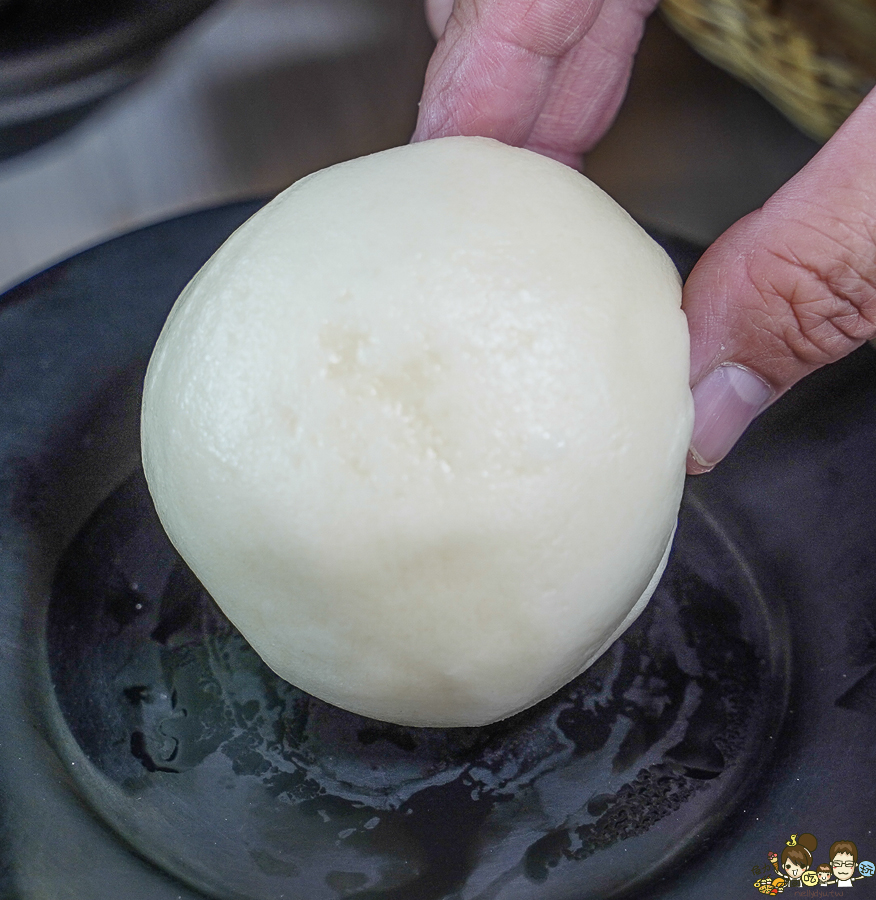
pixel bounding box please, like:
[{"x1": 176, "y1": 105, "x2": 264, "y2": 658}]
[{"x1": 414, "y1": 0, "x2": 876, "y2": 473}]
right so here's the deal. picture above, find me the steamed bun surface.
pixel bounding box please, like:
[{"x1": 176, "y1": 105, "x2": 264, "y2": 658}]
[{"x1": 141, "y1": 136, "x2": 693, "y2": 727}]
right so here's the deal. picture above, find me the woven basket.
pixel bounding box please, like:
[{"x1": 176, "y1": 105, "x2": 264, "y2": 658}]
[{"x1": 661, "y1": 0, "x2": 876, "y2": 141}]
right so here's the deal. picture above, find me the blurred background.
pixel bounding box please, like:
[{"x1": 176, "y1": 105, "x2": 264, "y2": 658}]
[{"x1": 0, "y1": 0, "x2": 824, "y2": 294}]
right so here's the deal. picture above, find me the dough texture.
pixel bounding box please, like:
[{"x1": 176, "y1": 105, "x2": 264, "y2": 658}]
[{"x1": 141, "y1": 136, "x2": 693, "y2": 727}]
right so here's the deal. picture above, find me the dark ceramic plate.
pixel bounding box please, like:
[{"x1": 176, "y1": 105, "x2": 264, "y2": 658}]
[{"x1": 0, "y1": 203, "x2": 873, "y2": 899}]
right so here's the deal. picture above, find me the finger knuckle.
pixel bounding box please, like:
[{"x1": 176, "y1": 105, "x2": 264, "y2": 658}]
[
  {"x1": 749, "y1": 215, "x2": 876, "y2": 367},
  {"x1": 484, "y1": 0, "x2": 599, "y2": 58}
]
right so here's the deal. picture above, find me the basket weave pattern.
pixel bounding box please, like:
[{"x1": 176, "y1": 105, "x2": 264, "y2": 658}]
[{"x1": 661, "y1": 0, "x2": 876, "y2": 141}]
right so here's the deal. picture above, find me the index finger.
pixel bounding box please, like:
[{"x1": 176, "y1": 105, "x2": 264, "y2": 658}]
[{"x1": 413, "y1": 0, "x2": 660, "y2": 166}]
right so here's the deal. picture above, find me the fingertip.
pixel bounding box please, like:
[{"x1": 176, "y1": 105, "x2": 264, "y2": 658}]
[
  {"x1": 425, "y1": 0, "x2": 454, "y2": 39},
  {"x1": 686, "y1": 448, "x2": 714, "y2": 476},
  {"x1": 687, "y1": 363, "x2": 774, "y2": 472}
]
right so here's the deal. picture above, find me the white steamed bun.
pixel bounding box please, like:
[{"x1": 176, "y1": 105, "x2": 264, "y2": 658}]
[{"x1": 141, "y1": 136, "x2": 693, "y2": 727}]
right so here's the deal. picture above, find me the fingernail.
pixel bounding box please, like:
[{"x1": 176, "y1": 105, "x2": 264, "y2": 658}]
[{"x1": 689, "y1": 364, "x2": 773, "y2": 469}]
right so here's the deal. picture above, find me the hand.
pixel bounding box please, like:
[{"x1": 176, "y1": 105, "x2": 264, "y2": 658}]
[
  {"x1": 415, "y1": 1, "x2": 876, "y2": 474},
  {"x1": 684, "y1": 89, "x2": 876, "y2": 471},
  {"x1": 413, "y1": 0, "x2": 660, "y2": 168}
]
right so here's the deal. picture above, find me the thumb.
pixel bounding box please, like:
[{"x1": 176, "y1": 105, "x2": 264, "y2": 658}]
[{"x1": 684, "y1": 88, "x2": 876, "y2": 473}]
